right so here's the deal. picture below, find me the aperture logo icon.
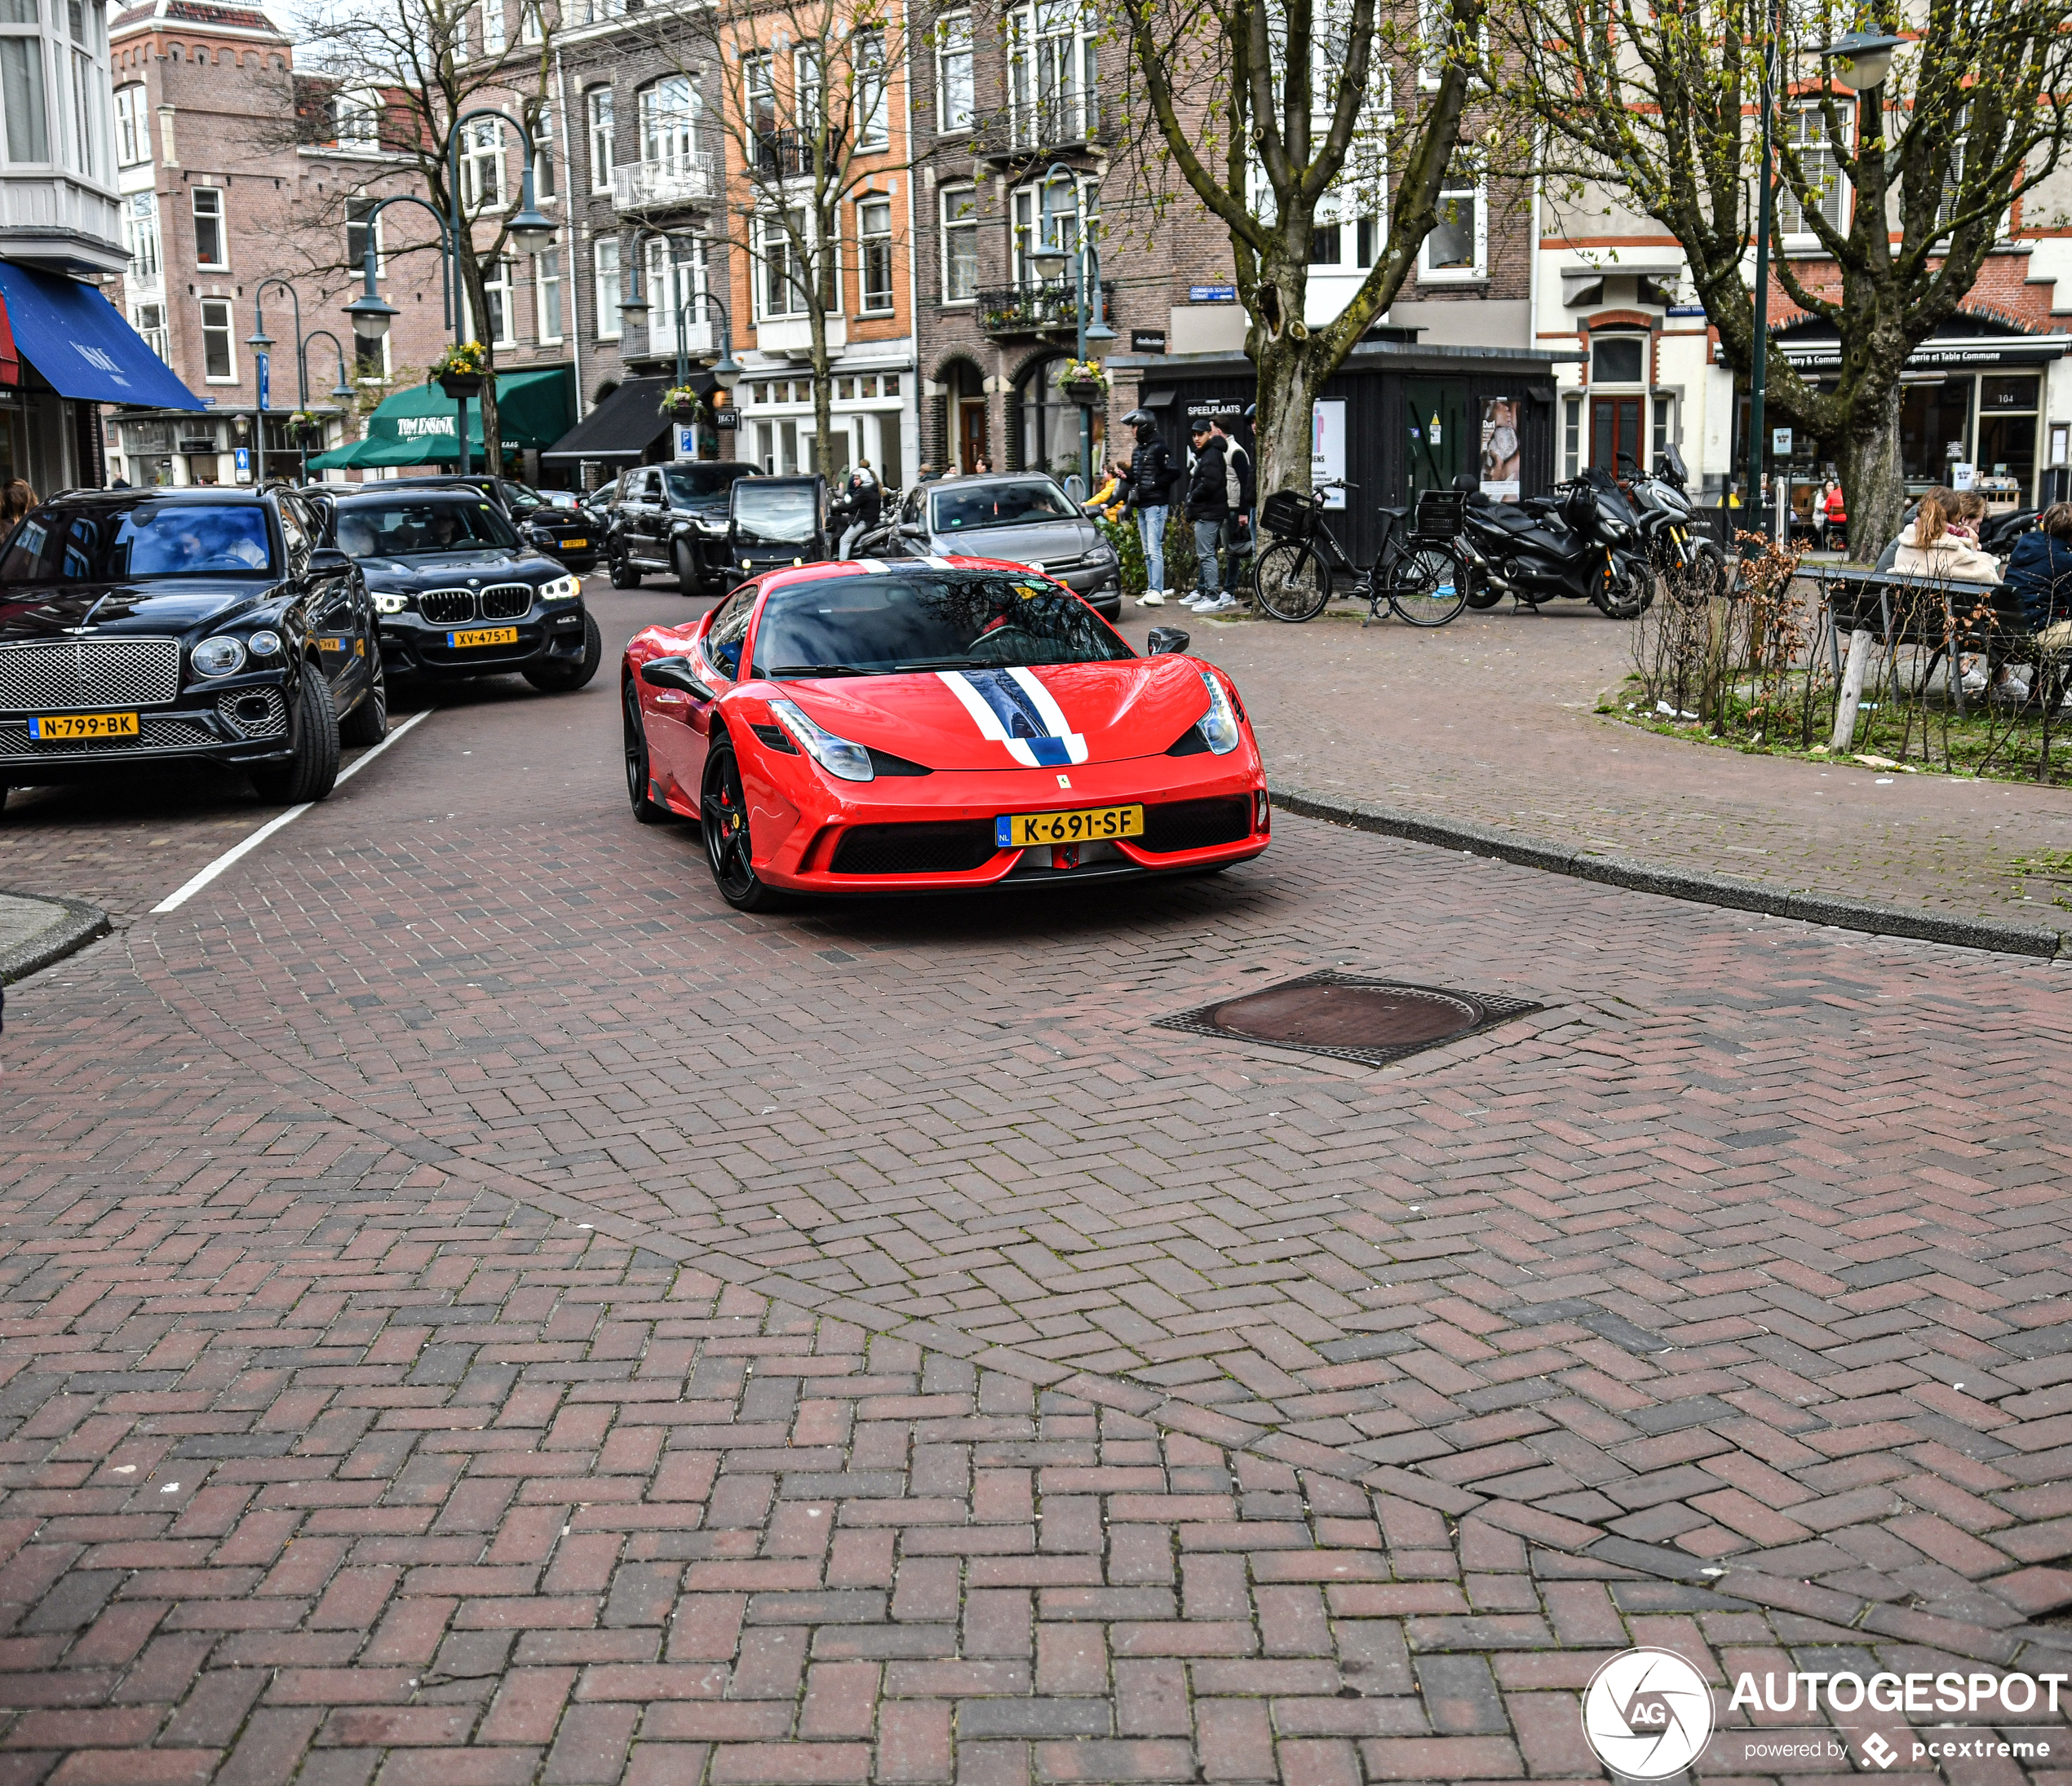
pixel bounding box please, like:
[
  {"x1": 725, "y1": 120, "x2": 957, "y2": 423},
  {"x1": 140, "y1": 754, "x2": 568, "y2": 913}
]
[{"x1": 1582, "y1": 1647, "x2": 1716, "y2": 1778}]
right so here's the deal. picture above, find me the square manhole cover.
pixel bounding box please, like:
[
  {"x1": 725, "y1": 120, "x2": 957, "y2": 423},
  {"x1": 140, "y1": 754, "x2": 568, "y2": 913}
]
[{"x1": 1156, "y1": 970, "x2": 1542, "y2": 1068}]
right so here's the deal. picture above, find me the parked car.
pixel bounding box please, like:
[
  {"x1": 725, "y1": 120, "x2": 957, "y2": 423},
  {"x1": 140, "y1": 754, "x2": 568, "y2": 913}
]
[
  {"x1": 607, "y1": 460, "x2": 761, "y2": 596},
  {"x1": 859, "y1": 474, "x2": 1122, "y2": 617},
  {"x1": 0, "y1": 486, "x2": 380, "y2": 809},
  {"x1": 365, "y1": 473, "x2": 604, "y2": 572},
  {"x1": 329, "y1": 489, "x2": 601, "y2": 693},
  {"x1": 725, "y1": 475, "x2": 834, "y2": 586}
]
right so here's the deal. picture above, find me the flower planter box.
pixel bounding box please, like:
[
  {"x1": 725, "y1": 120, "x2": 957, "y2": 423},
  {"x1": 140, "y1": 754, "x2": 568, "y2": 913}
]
[
  {"x1": 438, "y1": 372, "x2": 485, "y2": 400},
  {"x1": 671, "y1": 403, "x2": 699, "y2": 423},
  {"x1": 1061, "y1": 380, "x2": 1104, "y2": 405}
]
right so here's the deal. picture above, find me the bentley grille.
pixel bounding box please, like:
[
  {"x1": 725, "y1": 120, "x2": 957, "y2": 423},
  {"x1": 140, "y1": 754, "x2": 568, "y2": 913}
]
[{"x1": 0, "y1": 638, "x2": 181, "y2": 713}]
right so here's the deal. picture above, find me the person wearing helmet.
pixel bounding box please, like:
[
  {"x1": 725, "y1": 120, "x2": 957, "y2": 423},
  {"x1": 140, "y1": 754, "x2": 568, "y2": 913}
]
[{"x1": 1118, "y1": 409, "x2": 1175, "y2": 606}]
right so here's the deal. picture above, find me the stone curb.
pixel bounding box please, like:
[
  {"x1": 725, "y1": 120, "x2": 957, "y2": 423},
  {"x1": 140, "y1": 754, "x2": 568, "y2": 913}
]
[
  {"x1": 0, "y1": 888, "x2": 111, "y2": 985},
  {"x1": 1272, "y1": 786, "x2": 2070, "y2": 962}
]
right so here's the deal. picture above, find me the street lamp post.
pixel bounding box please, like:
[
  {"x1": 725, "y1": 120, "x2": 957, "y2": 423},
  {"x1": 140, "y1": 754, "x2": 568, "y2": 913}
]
[
  {"x1": 1747, "y1": 0, "x2": 1782, "y2": 547},
  {"x1": 343, "y1": 116, "x2": 554, "y2": 477},
  {"x1": 619, "y1": 236, "x2": 742, "y2": 458},
  {"x1": 248, "y1": 283, "x2": 359, "y2": 484},
  {"x1": 345, "y1": 192, "x2": 458, "y2": 474},
  {"x1": 1027, "y1": 160, "x2": 1114, "y2": 496}
]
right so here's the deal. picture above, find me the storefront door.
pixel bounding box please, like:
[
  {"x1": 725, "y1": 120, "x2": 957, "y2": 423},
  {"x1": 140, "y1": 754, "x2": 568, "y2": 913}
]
[
  {"x1": 1591, "y1": 396, "x2": 1643, "y2": 473},
  {"x1": 959, "y1": 400, "x2": 987, "y2": 473}
]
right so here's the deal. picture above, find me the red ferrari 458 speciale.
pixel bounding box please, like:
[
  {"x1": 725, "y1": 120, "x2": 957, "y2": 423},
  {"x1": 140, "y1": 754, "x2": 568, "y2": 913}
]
[{"x1": 620, "y1": 555, "x2": 1270, "y2": 909}]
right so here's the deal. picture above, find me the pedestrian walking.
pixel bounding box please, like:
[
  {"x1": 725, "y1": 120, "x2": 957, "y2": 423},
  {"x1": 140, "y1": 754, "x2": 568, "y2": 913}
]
[
  {"x1": 1118, "y1": 410, "x2": 1174, "y2": 606},
  {"x1": 1217, "y1": 413, "x2": 1255, "y2": 590},
  {"x1": 1181, "y1": 422, "x2": 1235, "y2": 614}
]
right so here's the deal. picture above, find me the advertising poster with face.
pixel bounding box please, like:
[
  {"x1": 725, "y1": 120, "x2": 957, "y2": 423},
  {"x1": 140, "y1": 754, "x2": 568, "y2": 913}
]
[{"x1": 1481, "y1": 398, "x2": 1521, "y2": 501}]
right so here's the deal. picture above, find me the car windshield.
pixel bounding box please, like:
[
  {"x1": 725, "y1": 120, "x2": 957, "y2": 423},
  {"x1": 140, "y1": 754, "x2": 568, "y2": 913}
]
[
  {"x1": 750, "y1": 571, "x2": 1133, "y2": 675},
  {"x1": 930, "y1": 480, "x2": 1075, "y2": 533},
  {"x1": 669, "y1": 465, "x2": 754, "y2": 503},
  {"x1": 733, "y1": 484, "x2": 819, "y2": 544},
  {"x1": 332, "y1": 499, "x2": 519, "y2": 557},
  {"x1": 0, "y1": 502, "x2": 274, "y2": 583}
]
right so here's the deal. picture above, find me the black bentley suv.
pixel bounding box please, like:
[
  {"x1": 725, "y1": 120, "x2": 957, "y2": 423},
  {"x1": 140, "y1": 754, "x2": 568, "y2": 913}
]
[
  {"x1": 0, "y1": 485, "x2": 382, "y2": 811},
  {"x1": 328, "y1": 490, "x2": 601, "y2": 692}
]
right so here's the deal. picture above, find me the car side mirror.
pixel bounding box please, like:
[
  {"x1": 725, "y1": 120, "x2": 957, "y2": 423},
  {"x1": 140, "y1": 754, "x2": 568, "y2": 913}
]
[
  {"x1": 641, "y1": 655, "x2": 715, "y2": 700},
  {"x1": 308, "y1": 546, "x2": 352, "y2": 572},
  {"x1": 1146, "y1": 626, "x2": 1190, "y2": 656},
  {"x1": 898, "y1": 522, "x2": 925, "y2": 538}
]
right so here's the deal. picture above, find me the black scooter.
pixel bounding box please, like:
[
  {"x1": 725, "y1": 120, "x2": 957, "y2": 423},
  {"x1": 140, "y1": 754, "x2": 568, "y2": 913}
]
[
  {"x1": 1455, "y1": 469, "x2": 1654, "y2": 617},
  {"x1": 1620, "y1": 445, "x2": 1727, "y2": 599}
]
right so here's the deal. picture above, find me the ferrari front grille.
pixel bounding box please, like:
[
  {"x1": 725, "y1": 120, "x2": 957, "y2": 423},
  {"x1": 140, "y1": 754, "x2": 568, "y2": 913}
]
[
  {"x1": 0, "y1": 637, "x2": 180, "y2": 712},
  {"x1": 1138, "y1": 795, "x2": 1254, "y2": 854},
  {"x1": 418, "y1": 588, "x2": 476, "y2": 625},
  {"x1": 830, "y1": 820, "x2": 999, "y2": 876}
]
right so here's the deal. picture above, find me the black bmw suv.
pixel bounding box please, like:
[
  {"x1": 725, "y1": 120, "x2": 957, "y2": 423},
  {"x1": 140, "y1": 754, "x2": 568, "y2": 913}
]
[
  {"x1": 329, "y1": 489, "x2": 600, "y2": 692},
  {"x1": 311, "y1": 473, "x2": 604, "y2": 572},
  {"x1": 0, "y1": 486, "x2": 379, "y2": 811}
]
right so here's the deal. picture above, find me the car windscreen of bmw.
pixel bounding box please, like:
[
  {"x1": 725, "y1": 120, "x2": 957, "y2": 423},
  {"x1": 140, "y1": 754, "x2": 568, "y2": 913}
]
[
  {"x1": 0, "y1": 502, "x2": 275, "y2": 583},
  {"x1": 333, "y1": 500, "x2": 519, "y2": 558},
  {"x1": 930, "y1": 479, "x2": 1074, "y2": 533},
  {"x1": 733, "y1": 484, "x2": 819, "y2": 544},
  {"x1": 752, "y1": 572, "x2": 1132, "y2": 676}
]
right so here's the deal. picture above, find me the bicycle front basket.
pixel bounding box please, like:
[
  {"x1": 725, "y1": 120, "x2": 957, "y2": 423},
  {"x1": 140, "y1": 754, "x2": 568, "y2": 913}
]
[
  {"x1": 1413, "y1": 488, "x2": 1467, "y2": 541},
  {"x1": 1260, "y1": 488, "x2": 1317, "y2": 540}
]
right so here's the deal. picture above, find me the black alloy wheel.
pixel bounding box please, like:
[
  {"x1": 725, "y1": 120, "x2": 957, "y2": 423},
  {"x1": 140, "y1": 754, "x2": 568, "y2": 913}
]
[
  {"x1": 338, "y1": 641, "x2": 388, "y2": 746},
  {"x1": 250, "y1": 660, "x2": 341, "y2": 804},
  {"x1": 524, "y1": 611, "x2": 604, "y2": 692},
  {"x1": 673, "y1": 539, "x2": 701, "y2": 598},
  {"x1": 623, "y1": 679, "x2": 671, "y2": 824},
  {"x1": 609, "y1": 549, "x2": 642, "y2": 590},
  {"x1": 702, "y1": 736, "x2": 786, "y2": 911}
]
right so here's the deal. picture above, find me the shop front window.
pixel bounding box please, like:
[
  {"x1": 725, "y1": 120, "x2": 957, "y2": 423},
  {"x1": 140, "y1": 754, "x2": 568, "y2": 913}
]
[
  {"x1": 1900, "y1": 378, "x2": 1974, "y2": 488},
  {"x1": 1977, "y1": 373, "x2": 2039, "y2": 502}
]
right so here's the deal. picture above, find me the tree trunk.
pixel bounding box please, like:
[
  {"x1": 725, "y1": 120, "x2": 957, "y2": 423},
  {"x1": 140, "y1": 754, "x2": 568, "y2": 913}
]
[
  {"x1": 478, "y1": 372, "x2": 502, "y2": 479},
  {"x1": 1835, "y1": 382, "x2": 1902, "y2": 563},
  {"x1": 1249, "y1": 253, "x2": 1325, "y2": 504}
]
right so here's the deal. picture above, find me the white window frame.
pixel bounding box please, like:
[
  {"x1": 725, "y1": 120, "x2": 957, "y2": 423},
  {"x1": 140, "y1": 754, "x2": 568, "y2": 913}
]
[
  {"x1": 857, "y1": 196, "x2": 892, "y2": 312},
  {"x1": 744, "y1": 54, "x2": 776, "y2": 139},
  {"x1": 535, "y1": 243, "x2": 563, "y2": 343},
  {"x1": 199, "y1": 295, "x2": 236, "y2": 382},
  {"x1": 1011, "y1": 173, "x2": 1093, "y2": 285},
  {"x1": 125, "y1": 190, "x2": 159, "y2": 284},
  {"x1": 593, "y1": 236, "x2": 621, "y2": 339},
  {"x1": 531, "y1": 104, "x2": 556, "y2": 200},
  {"x1": 936, "y1": 11, "x2": 973, "y2": 134},
  {"x1": 854, "y1": 28, "x2": 888, "y2": 148},
  {"x1": 518, "y1": 0, "x2": 542, "y2": 42},
  {"x1": 65, "y1": 38, "x2": 99, "y2": 179},
  {"x1": 113, "y1": 81, "x2": 142, "y2": 165},
  {"x1": 941, "y1": 183, "x2": 977, "y2": 303},
  {"x1": 1561, "y1": 395, "x2": 1581, "y2": 480},
  {"x1": 587, "y1": 86, "x2": 613, "y2": 192},
  {"x1": 638, "y1": 74, "x2": 697, "y2": 170},
  {"x1": 480, "y1": 255, "x2": 516, "y2": 347},
  {"x1": 1007, "y1": 0, "x2": 1097, "y2": 147},
  {"x1": 1778, "y1": 102, "x2": 1848, "y2": 245},
  {"x1": 1415, "y1": 0, "x2": 1486, "y2": 91},
  {"x1": 756, "y1": 210, "x2": 812, "y2": 320},
  {"x1": 356, "y1": 327, "x2": 390, "y2": 383},
  {"x1": 1422, "y1": 179, "x2": 1485, "y2": 281},
  {"x1": 192, "y1": 184, "x2": 226, "y2": 270},
  {"x1": 644, "y1": 233, "x2": 706, "y2": 329},
  {"x1": 334, "y1": 84, "x2": 379, "y2": 146},
  {"x1": 478, "y1": 0, "x2": 506, "y2": 55},
  {"x1": 461, "y1": 116, "x2": 503, "y2": 211},
  {"x1": 131, "y1": 299, "x2": 168, "y2": 365},
  {"x1": 345, "y1": 196, "x2": 382, "y2": 279},
  {"x1": 0, "y1": 19, "x2": 50, "y2": 165}
]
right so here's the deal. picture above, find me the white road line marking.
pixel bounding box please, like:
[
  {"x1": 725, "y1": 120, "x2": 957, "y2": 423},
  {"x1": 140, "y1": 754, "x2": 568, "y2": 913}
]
[{"x1": 151, "y1": 707, "x2": 434, "y2": 914}]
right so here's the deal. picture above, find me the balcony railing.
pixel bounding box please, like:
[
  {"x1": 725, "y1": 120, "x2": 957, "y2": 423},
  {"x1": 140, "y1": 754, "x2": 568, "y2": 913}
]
[
  {"x1": 976, "y1": 280, "x2": 1118, "y2": 338},
  {"x1": 753, "y1": 127, "x2": 844, "y2": 179},
  {"x1": 971, "y1": 95, "x2": 1116, "y2": 160},
  {"x1": 611, "y1": 155, "x2": 716, "y2": 212}
]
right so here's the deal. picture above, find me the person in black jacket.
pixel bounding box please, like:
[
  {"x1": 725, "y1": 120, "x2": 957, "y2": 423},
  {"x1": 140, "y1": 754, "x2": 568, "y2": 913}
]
[
  {"x1": 1119, "y1": 413, "x2": 1174, "y2": 605},
  {"x1": 1184, "y1": 422, "x2": 1231, "y2": 609},
  {"x1": 2004, "y1": 502, "x2": 2072, "y2": 631}
]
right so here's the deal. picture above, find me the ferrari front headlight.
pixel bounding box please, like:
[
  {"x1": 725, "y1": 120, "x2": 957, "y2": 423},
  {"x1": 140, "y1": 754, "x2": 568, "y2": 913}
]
[
  {"x1": 1198, "y1": 670, "x2": 1242, "y2": 755},
  {"x1": 768, "y1": 698, "x2": 874, "y2": 782}
]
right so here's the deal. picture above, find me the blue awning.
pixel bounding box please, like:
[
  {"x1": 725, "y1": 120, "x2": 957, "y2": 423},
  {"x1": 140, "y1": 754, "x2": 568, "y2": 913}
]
[{"x1": 0, "y1": 261, "x2": 203, "y2": 410}]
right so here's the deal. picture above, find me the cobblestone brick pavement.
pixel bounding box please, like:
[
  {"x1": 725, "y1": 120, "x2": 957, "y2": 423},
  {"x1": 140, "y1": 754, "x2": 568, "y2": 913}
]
[
  {"x1": 1126, "y1": 605, "x2": 2072, "y2": 930},
  {"x1": 0, "y1": 590, "x2": 2070, "y2": 1782}
]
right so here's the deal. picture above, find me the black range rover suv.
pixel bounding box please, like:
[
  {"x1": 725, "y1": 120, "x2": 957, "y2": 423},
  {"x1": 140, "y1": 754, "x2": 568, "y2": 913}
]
[
  {"x1": 330, "y1": 490, "x2": 601, "y2": 691},
  {"x1": 0, "y1": 485, "x2": 379, "y2": 811}
]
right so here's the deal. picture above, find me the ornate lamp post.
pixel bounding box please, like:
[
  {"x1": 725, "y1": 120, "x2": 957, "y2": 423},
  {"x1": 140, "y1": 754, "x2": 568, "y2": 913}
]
[{"x1": 1026, "y1": 160, "x2": 1114, "y2": 495}]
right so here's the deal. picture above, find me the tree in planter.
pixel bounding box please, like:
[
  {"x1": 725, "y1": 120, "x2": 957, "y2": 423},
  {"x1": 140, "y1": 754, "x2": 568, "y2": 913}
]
[
  {"x1": 1495, "y1": 0, "x2": 2072, "y2": 554},
  {"x1": 282, "y1": 0, "x2": 562, "y2": 476},
  {"x1": 627, "y1": 0, "x2": 921, "y2": 478},
  {"x1": 1110, "y1": 0, "x2": 1489, "y2": 500}
]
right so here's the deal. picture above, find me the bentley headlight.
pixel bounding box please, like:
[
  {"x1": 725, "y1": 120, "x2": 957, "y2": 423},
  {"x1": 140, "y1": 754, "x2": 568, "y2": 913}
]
[
  {"x1": 246, "y1": 630, "x2": 282, "y2": 658},
  {"x1": 191, "y1": 635, "x2": 246, "y2": 678},
  {"x1": 373, "y1": 591, "x2": 408, "y2": 615},
  {"x1": 1198, "y1": 670, "x2": 1242, "y2": 755},
  {"x1": 768, "y1": 698, "x2": 874, "y2": 782},
  {"x1": 539, "y1": 574, "x2": 580, "y2": 602}
]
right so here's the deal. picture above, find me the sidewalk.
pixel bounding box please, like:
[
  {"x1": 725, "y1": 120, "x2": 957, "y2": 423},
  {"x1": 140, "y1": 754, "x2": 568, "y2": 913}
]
[{"x1": 1123, "y1": 603, "x2": 2072, "y2": 935}]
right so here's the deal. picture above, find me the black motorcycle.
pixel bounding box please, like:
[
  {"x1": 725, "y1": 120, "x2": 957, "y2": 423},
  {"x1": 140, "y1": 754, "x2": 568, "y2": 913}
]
[
  {"x1": 1456, "y1": 469, "x2": 1654, "y2": 618},
  {"x1": 1620, "y1": 445, "x2": 1727, "y2": 600}
]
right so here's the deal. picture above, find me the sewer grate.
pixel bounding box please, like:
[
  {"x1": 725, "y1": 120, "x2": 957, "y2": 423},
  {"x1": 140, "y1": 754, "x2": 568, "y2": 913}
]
[{"x1": 1156, "y1": 970, "x2": 1542, "y2": 1068}]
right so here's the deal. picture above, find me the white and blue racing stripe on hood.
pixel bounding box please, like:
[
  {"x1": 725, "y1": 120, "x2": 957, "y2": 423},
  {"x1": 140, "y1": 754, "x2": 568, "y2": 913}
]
[{"x1": 936, "y1": 667, "x2": 1088, "y2": 768}]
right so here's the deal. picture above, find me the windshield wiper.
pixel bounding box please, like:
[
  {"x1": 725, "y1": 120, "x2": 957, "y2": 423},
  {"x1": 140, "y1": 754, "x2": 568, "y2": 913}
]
[
  {"x1": 764, "y1": 662, "x2": 870, "y2": 678},
  {"x1": 888, "y1": 657, "x2": 974, "y2": 671}
]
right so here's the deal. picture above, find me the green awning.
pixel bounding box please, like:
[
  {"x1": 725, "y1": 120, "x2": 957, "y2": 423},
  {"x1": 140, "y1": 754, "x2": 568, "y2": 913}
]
[{"x1": 310, "y1": 366, "x2": 574, "y2": 470}]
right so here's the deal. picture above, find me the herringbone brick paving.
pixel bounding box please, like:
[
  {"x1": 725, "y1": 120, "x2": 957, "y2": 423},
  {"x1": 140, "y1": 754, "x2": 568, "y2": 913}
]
[{"x1": 2, "y1": 588, "x2": 2070, "y2": 1780}]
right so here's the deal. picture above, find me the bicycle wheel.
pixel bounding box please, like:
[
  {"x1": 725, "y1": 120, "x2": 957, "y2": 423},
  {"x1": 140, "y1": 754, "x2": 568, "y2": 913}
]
[
  {"x1": 1387, "y1": 545, "x2": 1468, "y2": 628},
  {"x1": 1254, "y1": 539, "x2": 1331, "y2": 623}
]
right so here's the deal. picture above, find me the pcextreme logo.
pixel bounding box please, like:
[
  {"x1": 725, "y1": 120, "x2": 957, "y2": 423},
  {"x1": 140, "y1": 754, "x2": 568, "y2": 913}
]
[{"x1": 1580, "y1": 1647, "x2": 1716, "y2": 1779}]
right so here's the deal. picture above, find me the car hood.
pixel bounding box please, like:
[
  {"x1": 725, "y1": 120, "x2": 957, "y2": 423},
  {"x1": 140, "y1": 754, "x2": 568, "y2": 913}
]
[
  {"x1": 929, "y1": 518, "x2": 1101, "y2": 566},
  {"x1": 0, "y1": 579, "x2": 280, "y2": 644},
  {"x1": 761, "y1": 655, "x2": 1214, "y2": 770},
  {"x1": 353, "y1": 549, "x2": 552, "y2": 588}
]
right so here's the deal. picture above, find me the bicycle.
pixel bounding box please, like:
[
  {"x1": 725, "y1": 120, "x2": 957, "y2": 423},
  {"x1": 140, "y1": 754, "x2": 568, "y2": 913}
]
[{"x1": 1251, "y1": 481, "x2": 1469, "y2": 627}]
